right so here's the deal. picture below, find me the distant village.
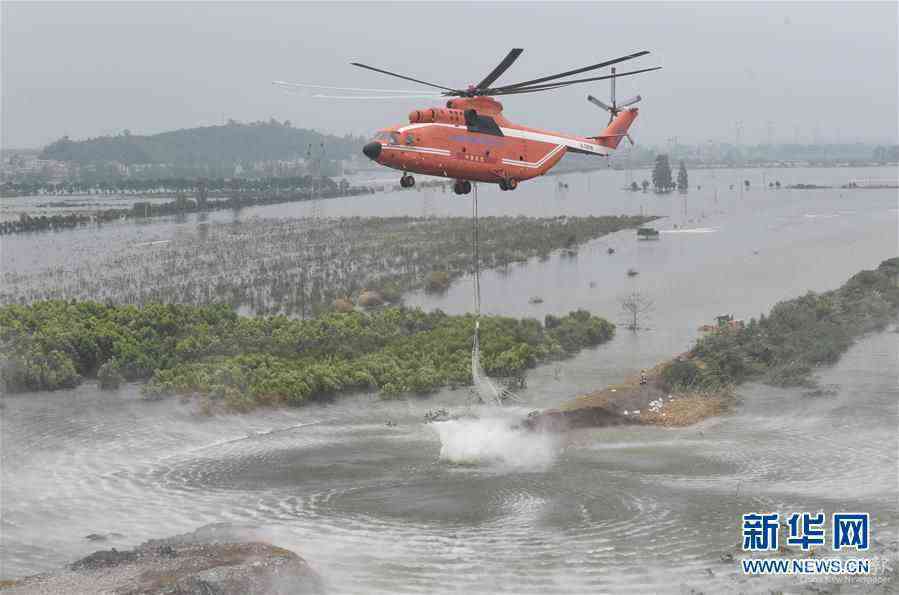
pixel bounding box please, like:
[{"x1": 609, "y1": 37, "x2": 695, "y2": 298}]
[{"x1": 0, "y1": 150, "x2": 376, "y2": 186}]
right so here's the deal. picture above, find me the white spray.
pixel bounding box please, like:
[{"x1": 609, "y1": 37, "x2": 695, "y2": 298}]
[{"x1": 432, "y1": 409, "x2": 559, "y2": 470}]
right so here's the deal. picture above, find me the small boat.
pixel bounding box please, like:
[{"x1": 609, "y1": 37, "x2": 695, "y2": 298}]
[
  {"x1": 636, "y1": 227, "x2": 660, "y2": 240},
  {"x1": 627, "y1": 268, "x2": 639, "y2": 277},
  {"x1": 528, "y1": 296, "x2": 544, "y2": 304}
]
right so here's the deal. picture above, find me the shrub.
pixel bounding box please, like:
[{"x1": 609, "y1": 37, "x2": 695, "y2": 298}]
[
  {"x1": 333, "y1": 298, "x2": 354, "y2": 313},
  {"x1": 425, "y1": 271, "x2": 450, "y2": 293},
  {"x1": 97, "y1": 359, "x2": 124, "y2": 390},
  {"x1": 661, "y1": 359, "x2": 701, "y2": 390},
  {"x1": 357, "y1": 290, "x2": 384, "y2": 308}
]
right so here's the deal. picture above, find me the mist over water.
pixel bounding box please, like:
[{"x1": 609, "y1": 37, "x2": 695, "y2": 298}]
[{"x1": 2, "y1": 166, "x2": 897, "y2": 593}]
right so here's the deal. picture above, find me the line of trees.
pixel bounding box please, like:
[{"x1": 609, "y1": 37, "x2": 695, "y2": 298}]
[
  {"x1": 1, "y1": 174, "x2": 349, "y2": 198},
  {"x1": 650, "y1": 155, "x2": 689, "y2": 193},
  {"x1": 0, "y1": 176, "x2": 377, "y2": 235}
]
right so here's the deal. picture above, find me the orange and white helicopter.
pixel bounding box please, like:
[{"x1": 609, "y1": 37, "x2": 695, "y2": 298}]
[{"x1": 275, "y1": 49, "x2": 659, "y2": 195}]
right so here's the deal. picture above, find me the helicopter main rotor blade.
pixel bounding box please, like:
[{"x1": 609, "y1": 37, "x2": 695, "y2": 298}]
[
  {"x1": 487, "y1": 50, "x2": 650, "y2": 93},
  {"x1": 617, "y1": 95, "x2": 642, "y2": 108},
  {"x1": 350, "y1": 62, "x2": 459, "y2": 93},
  {"x1": 309, "y1": 94, "x2": 443, "y2": 100},
  {"x1": 475, "y1": 48, "x2": 524, "y2": 90},
  {"x1": 273, "y1": 81, "x2": 430, "y2": 94},
  {"x1": 490, "y1": 66, "x2": 661, "y2": 95}
]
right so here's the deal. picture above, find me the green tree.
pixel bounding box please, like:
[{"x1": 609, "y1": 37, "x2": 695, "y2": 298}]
[{"x1": 652, "y1": 155, "x2": 673, "y2": 192}]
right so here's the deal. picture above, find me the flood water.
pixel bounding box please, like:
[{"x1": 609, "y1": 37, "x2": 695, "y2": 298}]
[{"x1": 1, "y1": 165, "x2": 897, "y2": 593}]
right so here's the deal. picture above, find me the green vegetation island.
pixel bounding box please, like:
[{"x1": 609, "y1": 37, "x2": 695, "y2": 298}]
[
  {"x1": 529, "y1": 258, "x2": 899, "y2": 430},
  {"x1": 0, "y1": 303, "x2": 613, "y2": 412}
]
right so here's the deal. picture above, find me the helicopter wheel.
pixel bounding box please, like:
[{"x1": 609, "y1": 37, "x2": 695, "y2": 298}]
[
  {"x1": 506, "y1": 178, "x2": 518, "y2": 190},
  {"x1": 454, "y1": 180, "x2": 472, "y2": 195},
  {"x1": 499, "y1": 180, "x2": 509, "y2": 191},
  {"x1": 400, "y1": 174, "x2": 415, "y2": 188}
]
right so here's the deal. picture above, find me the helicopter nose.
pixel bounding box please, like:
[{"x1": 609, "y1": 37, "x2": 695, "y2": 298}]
[{"x1": 363, "y1": 142, "x2": 382, "y2": 160}]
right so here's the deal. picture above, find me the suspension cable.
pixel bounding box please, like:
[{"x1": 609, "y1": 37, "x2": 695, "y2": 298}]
[{"x1": 472, "y1": 182, "x2": 481, "y2": 317}]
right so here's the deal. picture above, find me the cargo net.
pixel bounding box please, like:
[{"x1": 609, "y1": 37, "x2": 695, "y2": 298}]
[{"x1": 471, "y1": 320, "x2": 504, "y2": 406}]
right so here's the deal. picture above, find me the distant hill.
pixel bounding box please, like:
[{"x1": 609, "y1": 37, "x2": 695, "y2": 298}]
[{"x1": 40, "y1": 120, "x2": 365, "y2": 165}]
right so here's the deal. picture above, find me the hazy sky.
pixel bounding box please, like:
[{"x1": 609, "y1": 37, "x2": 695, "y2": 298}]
[{"x1": 3, "y1": 2, "x2": 897, "y2": 149}]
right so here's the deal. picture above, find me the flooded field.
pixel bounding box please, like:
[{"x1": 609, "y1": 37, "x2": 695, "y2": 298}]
[
  {"x1": 1, "y1": 165, "x2": 897, "y2": 592},
  {"x1": 0, "y1": 215, "x2": 650, "y2": 316}
]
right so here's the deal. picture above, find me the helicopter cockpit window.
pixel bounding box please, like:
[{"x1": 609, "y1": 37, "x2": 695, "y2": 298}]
[
  {"x1": 405, "y1": 133, "x2": 415, "y2": 145},
  {"x1": 465, "y1": 113, "x2": 503, "y2": 136},
  {"x1": 373, "y1": 131, "x2": 400, "y2": 144}
]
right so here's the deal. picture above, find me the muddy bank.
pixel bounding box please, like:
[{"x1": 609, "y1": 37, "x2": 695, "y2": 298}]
[
  {"x1": 524, "y1": 368, "x2": 733, "y2": 431},
  {"x1": 0, "y1": 525, "x2": 323, "y2": 595}
]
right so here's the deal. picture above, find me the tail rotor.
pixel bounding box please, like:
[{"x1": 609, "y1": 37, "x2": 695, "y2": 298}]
[{"x1": 587, "y1": 67, "x2": 642, "y2": 146}]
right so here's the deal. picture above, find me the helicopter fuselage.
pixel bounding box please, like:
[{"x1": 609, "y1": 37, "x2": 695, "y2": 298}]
[{"x1": 362, "y1": 96, "x2": 637, "y2": 190}]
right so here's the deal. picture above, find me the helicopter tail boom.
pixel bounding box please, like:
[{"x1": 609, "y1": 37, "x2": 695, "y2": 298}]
[{"x1": 591, "y1": 108, "x2": 639, "y2": 149}]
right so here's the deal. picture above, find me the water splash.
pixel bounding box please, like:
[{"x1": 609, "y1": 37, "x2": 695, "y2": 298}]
[{"x1": 432, "y1": 411, "x2": 559, "y2": 470}]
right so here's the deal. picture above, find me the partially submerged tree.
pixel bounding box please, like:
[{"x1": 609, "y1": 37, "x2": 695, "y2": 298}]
[
  {"x1": 620, "y1": 290, "x2": 654, "y2": 331},
  {"x1": 677, "y1": 161, "x2": 688, "y2": 192}
]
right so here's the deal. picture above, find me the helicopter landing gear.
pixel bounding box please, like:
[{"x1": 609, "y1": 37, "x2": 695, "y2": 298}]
[
  {"x1": 453, "y1": 180, "x2": 472, "y2": 195},
  {"x1": 499, "y1": 178, "x2": 518, "y2": 191},
  {"x1": 400, "y1": 174, "x2": 415, "y2": 188}
]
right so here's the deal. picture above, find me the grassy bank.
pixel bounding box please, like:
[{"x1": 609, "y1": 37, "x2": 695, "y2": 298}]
[
  {"x1": 542, "y1": 258, "x2": 899, "y2": 429},
  {"x1": 0, "y1": 302, "x2": 614, "y2": 410},
  {"x1": 661, "y1": 257, "x2": 899, "y2": 392}
]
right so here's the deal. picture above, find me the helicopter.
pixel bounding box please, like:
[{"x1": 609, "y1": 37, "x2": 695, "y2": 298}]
[{"x1": 275, "y1": 49, "x2": 659, "y2": 195}]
